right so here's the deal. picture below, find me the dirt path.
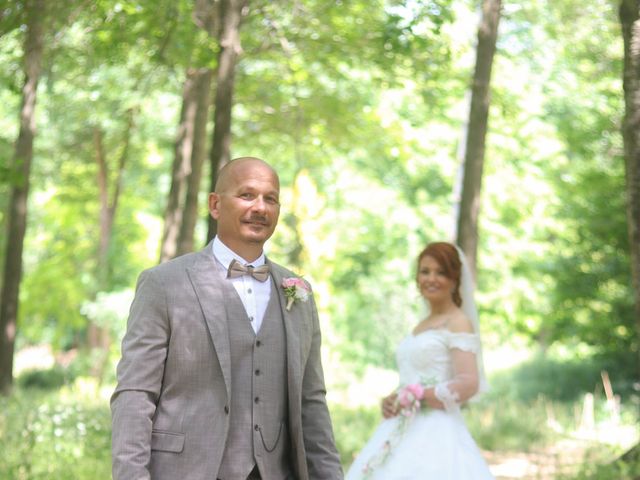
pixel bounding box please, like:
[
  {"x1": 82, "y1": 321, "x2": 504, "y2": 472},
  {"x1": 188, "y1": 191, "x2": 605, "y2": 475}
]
[
  {"x1": 485, "y1": 442, "x2": 588, "y2": 479},
  {"x1": 484, "y1": 425, "x2": 639, "y2": 479}
]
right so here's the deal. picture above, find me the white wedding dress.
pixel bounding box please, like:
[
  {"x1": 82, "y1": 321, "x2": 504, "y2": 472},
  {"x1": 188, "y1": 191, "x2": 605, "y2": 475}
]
[{"x1": 345, "y1": 329, "x2": 495, "y2": 480}]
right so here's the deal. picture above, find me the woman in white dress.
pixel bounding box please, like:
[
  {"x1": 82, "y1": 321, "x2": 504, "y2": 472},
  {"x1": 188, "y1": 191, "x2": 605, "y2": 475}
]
[{"x1": 346, "y1": 242, "x2": 495, "y2": 480}]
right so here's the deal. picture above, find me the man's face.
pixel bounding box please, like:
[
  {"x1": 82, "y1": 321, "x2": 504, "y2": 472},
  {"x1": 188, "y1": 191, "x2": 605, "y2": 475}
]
[{"x1": 209, "y1": 160, "x2": 280, "y2": 254}]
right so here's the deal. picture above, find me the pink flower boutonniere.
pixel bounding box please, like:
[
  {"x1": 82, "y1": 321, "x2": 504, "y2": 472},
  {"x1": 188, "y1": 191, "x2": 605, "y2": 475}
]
[{"x1": 281, "y1": 277, "x2": 311, "y2": 311}]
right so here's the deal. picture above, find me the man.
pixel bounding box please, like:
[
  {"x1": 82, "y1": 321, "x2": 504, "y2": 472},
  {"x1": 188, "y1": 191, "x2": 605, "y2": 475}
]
[{"x1": 111, "y1": 157, "x2": 343, "y2": 480}]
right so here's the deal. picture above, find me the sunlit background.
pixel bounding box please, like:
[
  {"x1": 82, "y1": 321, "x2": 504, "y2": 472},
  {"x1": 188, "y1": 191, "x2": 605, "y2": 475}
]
[{"x1": 1, "y1": 0, "x2": 639, "y2": 479}]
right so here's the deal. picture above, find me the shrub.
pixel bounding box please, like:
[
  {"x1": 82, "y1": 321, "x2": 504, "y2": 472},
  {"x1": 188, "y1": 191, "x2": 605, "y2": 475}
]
[
  {"x1": 329, "y1": 402, "x2": 380, "y2": 470},
  {"x1": 16, "y1": 366, "x2": 69, "y2": 390},
  {"x1": 0, "y1": 387, "x2": 112, "y2": 479},
  {"x1": 558, "y1": 444, "x2": 640, "y2": 480},
  {"x1": 490, "y1": 352, "x2": 639, "y2": 403}
]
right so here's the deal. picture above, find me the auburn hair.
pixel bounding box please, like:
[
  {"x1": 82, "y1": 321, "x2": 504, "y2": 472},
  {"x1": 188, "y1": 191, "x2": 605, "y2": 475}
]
[{"x1": 416, "y1": 242, "x2": 463, "y2": 306}]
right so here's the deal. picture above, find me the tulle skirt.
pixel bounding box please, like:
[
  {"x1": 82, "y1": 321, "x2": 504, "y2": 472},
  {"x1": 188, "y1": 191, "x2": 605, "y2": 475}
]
[{"x1": 345, "y1": 410, "x2": 495, "y2": 480}]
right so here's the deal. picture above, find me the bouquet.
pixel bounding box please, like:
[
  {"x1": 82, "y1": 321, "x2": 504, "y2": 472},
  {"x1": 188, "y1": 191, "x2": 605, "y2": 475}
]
[
  {"x1": 361, "y1": 381, "x2": 432, "y2": 478},
  {"x1": 396, "y1": 383, "x2": 426, "y2": 417}
]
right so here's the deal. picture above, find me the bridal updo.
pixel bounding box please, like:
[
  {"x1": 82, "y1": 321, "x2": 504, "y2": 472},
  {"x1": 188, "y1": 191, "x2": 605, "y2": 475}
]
[{"x1": 416, "y1": 242, "x2": 463, "y2": 306}]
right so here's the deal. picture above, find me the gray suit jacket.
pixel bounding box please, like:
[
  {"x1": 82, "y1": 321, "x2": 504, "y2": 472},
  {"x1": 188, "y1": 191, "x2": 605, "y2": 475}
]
[{"x1": 111, "y1": 243, "x2": 343, "y2": 480}]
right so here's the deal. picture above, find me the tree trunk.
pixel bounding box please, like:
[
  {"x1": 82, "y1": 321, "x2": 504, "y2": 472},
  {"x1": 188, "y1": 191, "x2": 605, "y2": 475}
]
[
  {"x1": 160, "y1": 1, "x2": 216, "y2": 260},
  {"x1": 206, "y1": 0, "x2": 249, "y2": 243},
  {"x1": 0, "y1": 0, "x2": 45, "y2": 395},
  {"x1": 88, "y1": 110, "x2": 134, "y2": 378},
  {"x1": 455, "y1": 0, "x2": 501, "y2": 279},
  {"x1": 159, "y1": 70, "x2": 201, "y2": 262},
  {"x1": 177, "y1": 68, "x2": 213, "y2": 256},
  {"x1": 620, "y1": 0, "x2": 640, "y2": 337}
]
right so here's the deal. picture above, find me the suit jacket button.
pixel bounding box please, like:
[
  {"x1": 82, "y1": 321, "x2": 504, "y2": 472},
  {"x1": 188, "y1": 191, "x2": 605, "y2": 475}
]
[
  {"x1": 224, "y1": 405, "x2": 229, "y2": 414},
  {"x1": 254, "y1": 369, "x2": 260, "y2": 375},
  {"x1": 254, "y1": 424, "x2": 260, "y2": 431},
  {"x1": 254, "y1": 396, "x2": 259, "y2": 404}
]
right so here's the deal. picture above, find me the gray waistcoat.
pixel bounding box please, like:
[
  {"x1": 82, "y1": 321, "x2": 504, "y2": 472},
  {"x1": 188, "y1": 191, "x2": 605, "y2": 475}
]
[{"x1": 217, "y1": 278, "x2": 291, "y2": 480}]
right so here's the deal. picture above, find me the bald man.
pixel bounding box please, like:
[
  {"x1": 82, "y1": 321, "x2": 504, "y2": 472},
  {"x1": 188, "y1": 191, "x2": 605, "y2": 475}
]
[{"x1": 111, "y1": 158, "x2": 343, "y2": 480}]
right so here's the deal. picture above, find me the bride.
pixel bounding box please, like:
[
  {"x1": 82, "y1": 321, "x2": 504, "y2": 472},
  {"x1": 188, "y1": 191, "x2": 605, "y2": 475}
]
[{"x1": 346, "y1": 242, "x2": 495, "y2": 479}]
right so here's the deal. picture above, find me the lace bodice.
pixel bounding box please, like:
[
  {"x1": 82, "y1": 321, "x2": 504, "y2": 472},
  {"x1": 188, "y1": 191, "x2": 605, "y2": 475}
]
[{"x1": 396, "y1": 329, "x2": 481, "y2": 387}]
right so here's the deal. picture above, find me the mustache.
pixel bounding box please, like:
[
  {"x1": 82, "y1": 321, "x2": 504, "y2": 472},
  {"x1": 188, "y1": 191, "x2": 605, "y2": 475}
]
[{"x1": 247, "y1": 214, "x2": 268, "y2": 224}]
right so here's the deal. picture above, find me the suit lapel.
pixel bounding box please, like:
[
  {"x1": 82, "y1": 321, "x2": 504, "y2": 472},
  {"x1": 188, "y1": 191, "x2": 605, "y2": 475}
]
[
  {"x1": 187, "y1": 246, "x2": 232, "y2": 399},
  {"x1": 269, "y1": 262, "x2": 303, "y2": 404}
]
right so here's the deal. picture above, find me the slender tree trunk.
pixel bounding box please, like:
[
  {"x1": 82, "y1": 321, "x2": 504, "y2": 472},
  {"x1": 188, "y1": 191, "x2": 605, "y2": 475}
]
[
  {"x1": 455, "y1": 0, "x2": 501, "y2": 279},
  {"x1": 0, "y1": 0, "x2": 45, "y2": 395},
  {"x1": 177, "y1": 68, "x2": 213, "y2": 256},
  {"x1": 88, "y1": 110, "x2": 134, "y2": 378},
  {"x1": 87, "y1": 126, "x2": 110, "y2": 355},
  {"x1": 206, "y1": 0, "x2": 249, "y2": 243},
  {"x1": 159, "y1": 71, "x2": 200, "y2": 262},
  {"x1": 160, "y1": 1, "x2": 216, "y2": 260},
  {"x1": 95, "y1": 126, "x2": 111, "y2": 287},
  {"x1": 620, "y1": 0, "x2": 640, "y2": 335}
]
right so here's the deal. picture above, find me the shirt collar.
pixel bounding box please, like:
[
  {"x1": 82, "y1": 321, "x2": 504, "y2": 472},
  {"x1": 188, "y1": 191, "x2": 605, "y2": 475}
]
[{"x1": 212, "y1": 236, "x2": 266, "y2": 270}]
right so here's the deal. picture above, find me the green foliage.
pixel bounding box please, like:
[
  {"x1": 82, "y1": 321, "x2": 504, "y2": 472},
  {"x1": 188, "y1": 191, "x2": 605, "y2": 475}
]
[
  {"x1": 80, "y1": 289, "x2": 134, "y2": 341},
  {"x1": 334, "y1": 354, "x2": 640, "y2": 472},
  {"x1": 16, "y1": 366, "x2": 69, "y2": 390},
  {"x1": 329, "y1": 402, "x2": 381, "y2": 469},
  {"x1": 559, "y1": 445, "x2": 640, "y2": 480},
  {"x1": 465, "y1": 395, "x2": 561, "y2": 452},
  {"x1": 466, "y1": 352, "x2": 640, "y2": 454},
  {"x1": 0, "y1": 3, "x2": 636, "y2": 471},
  {"x1": 490, "y1": 352, "x2": 639, "y2": 403},
  {"x1": 534, "y1": 0, "x2": 631, "y2": 353},
  {"x1": 0, "y1": 387, "x2": 112, "y2": 479}
]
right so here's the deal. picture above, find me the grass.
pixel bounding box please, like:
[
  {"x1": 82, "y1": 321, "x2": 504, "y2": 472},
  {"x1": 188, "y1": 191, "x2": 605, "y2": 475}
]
[
  {"x1": 333, "y1": 350, "x2": 640, "y2": 478},
  {"x1": 1, "y1": 351, "x2": 638, "y2": 479},
  {"x1": 0, "y1": 377, "x2": 112, "y2": 480}
]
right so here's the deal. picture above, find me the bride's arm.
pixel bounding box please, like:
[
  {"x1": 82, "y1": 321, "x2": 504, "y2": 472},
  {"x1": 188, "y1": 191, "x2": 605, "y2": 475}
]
[
  {"x1": 382, "y1": 348, "x2": 479, "y2": 415},
  {"x1": 422, "y1": 349, "x2": 479, "y2": 411},
  {"x1": 423, "y1": 313, "x2": 480, "y2": 411}
]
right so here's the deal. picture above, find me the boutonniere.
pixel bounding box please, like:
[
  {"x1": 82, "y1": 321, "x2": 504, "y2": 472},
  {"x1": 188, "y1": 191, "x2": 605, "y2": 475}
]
[{"x1": 281, "y1": 277, "x2": 311, "y2": 311}]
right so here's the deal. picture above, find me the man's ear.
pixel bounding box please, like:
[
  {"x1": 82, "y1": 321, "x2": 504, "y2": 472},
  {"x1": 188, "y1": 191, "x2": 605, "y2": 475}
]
[{"x1": 208, "y1": 192, "x2": 220, "y2": 219}]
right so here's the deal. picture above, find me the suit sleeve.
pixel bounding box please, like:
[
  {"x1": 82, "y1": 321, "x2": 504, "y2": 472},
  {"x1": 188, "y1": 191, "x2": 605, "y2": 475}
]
[
  {"x1": 111, "y1": 270, "x2": 170, "y2": 480},
  {"x1": 300, "y1": 293, "x2": 344, "y2": 479}
]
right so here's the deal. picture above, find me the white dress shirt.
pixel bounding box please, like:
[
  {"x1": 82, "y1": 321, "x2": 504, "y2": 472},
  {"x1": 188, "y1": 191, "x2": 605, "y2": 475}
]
[{"x1": 212, "y1": 236, "x2": 271, "y2": 333}]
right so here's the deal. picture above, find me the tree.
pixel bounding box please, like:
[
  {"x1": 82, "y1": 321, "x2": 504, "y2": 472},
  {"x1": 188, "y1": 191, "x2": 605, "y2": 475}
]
[
  {"x1": 159, "y1": 68, "x2": 213, "y2": 261},
  {"x1": 0, "y1": 0, "x2": 45, "y2": 394},
  {"x1": 206, "y1": 0, "x2": 248, "y2": 243},
  {"x1": 455, "y1": 0, "x2": 502, "y2": 278},
  {"x1": 619, "y1": 0, "x2": 640, "y2": 333},
  {"x1": 159, "y1": 0, "x2": 216, "y2": 262},
  {"x1": 88, "y1": 108, "x2": 137, "y2": 377}
]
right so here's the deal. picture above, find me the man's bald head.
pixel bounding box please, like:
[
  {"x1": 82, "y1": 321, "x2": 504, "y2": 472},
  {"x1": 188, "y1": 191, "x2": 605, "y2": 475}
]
[
  {"x1": 215, "y1": 157, "x2": 279, "y2": 193},
  {"x1": 208, "y1": 156, "x2": 281, "y2": 261}
]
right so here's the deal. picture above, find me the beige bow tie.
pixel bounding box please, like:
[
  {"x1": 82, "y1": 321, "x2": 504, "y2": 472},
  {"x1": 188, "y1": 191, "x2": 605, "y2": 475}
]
[{"x1": 227, "y1": 259, "x2": 270, "y2": 282}]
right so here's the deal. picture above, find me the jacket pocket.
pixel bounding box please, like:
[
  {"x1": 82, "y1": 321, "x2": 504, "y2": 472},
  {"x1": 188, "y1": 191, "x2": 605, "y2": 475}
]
[{"x1": 151, "y1": 430, "x2": 185, "y2": 453}]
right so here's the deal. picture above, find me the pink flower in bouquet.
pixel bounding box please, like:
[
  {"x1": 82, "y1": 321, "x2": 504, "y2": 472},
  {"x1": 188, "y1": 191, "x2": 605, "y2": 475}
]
[
  {"x1": 362, "y1": 380, "x2": 433, "y2": 478},
  {"x1": 282, "y1": 277, "x2": 310, "y2": 311},
  {"x1": 396, "y1": 383, "x2": 425, "y2": 414}
]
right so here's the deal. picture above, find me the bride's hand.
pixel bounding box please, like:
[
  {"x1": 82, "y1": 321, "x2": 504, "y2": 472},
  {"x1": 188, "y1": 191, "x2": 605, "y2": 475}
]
[{"x1": 381, "y1": 392, "x2": 398, "y2": 418}]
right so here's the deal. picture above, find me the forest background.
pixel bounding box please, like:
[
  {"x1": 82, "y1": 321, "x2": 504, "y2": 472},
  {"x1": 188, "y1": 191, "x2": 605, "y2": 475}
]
[{"x1": 0, "y1": 0, "x2": 639, "y2": 479}]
